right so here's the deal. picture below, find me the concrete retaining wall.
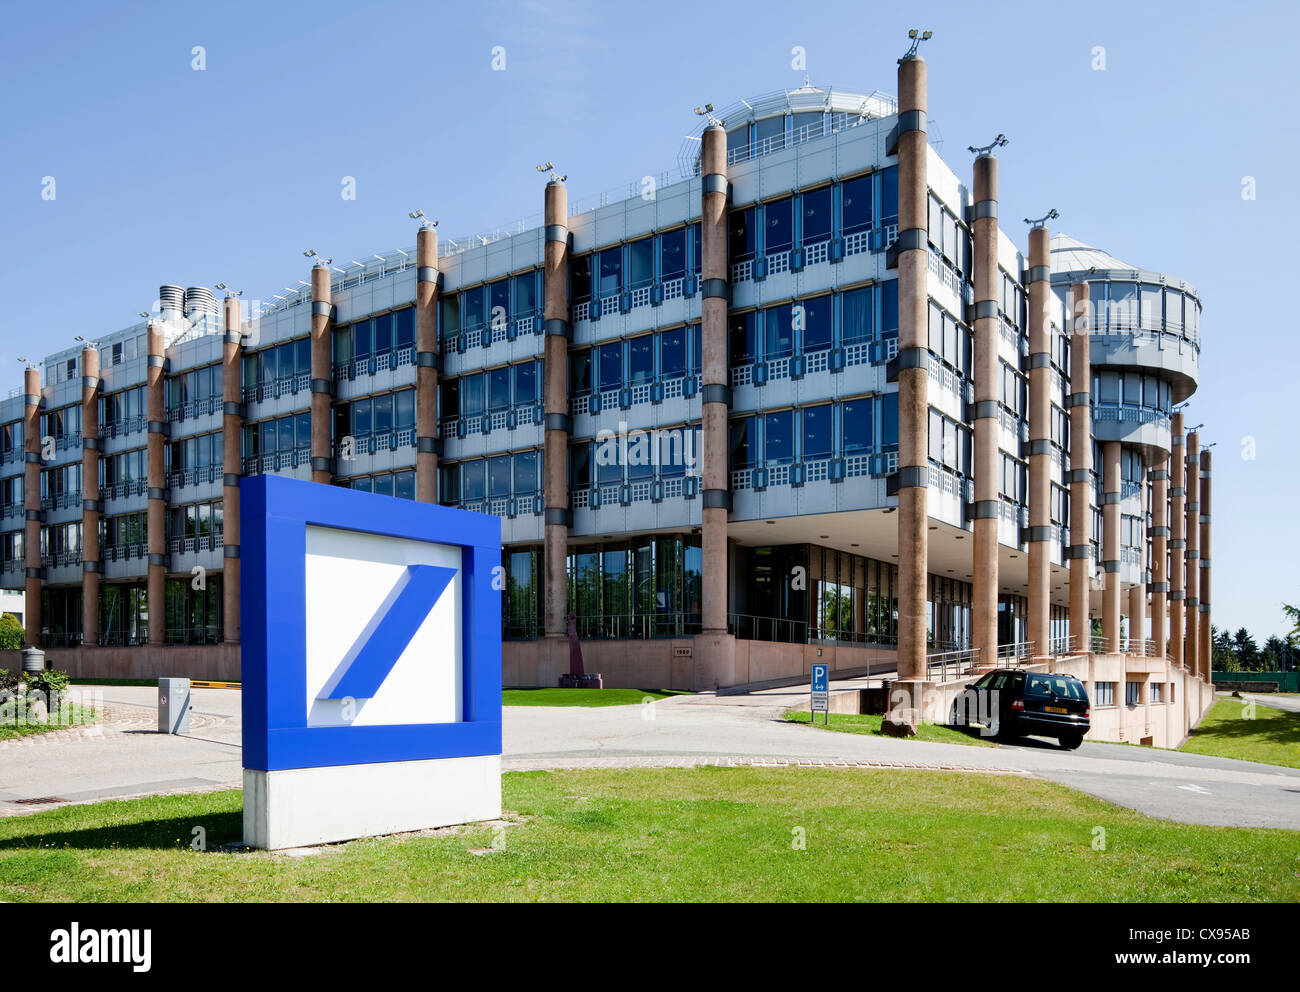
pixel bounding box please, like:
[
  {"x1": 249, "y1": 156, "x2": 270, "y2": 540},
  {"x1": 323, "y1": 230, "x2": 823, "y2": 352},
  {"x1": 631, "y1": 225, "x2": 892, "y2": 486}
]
[{"x1": 0, "y1": 644, "x2": 240, "y2": 682}]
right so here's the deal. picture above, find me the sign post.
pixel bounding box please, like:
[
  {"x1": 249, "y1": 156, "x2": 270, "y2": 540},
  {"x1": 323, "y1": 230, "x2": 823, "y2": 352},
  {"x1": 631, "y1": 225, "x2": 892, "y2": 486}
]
[
  {"x1": 811, "y1": 663, "x2": 829, "y2": 724},
  {"x1": 240, "y1": 475, "x2": 502, "y2": 850}
]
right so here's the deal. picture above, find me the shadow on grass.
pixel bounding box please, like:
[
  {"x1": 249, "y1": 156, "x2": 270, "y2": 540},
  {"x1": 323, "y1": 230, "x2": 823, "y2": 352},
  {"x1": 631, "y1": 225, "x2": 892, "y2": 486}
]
[
  {"x1": 1191, "y1": 702, "x2": 1300, "y2": 749},
  {"x1": 0, "y1": 812, "x2": 243, "y2": 852}
]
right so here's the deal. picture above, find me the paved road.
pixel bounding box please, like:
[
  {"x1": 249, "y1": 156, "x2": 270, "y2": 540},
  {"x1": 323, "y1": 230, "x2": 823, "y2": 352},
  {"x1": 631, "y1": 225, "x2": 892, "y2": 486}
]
[
  {"x1": 3, "y1": 684, "x2": 1298, "y2": 830},
  {"x1": 1237, "y1": 692, "x2": 1300, "y2": 714}
]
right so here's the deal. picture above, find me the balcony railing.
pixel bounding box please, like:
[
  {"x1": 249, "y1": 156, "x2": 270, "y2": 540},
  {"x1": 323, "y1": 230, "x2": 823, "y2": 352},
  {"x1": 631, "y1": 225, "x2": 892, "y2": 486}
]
[{"x1": 572, "y1": 612, "x2": 702, "y2": 640}]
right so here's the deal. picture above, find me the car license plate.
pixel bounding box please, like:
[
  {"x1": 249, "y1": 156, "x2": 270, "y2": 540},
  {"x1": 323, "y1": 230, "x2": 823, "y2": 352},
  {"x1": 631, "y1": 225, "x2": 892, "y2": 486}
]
[{"x1": 1044, "y1": 705, "x2": 1067, "y2": 714}]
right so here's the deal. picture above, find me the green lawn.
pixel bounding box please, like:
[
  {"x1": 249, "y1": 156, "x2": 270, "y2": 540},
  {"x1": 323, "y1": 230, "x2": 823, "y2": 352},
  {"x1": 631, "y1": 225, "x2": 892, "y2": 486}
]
[
  {"x1": 502, "y1": 688, "x2": 683, "y2": 707},
  {"x1": 783, "y1": 709, "x2": 997, "y2": 747},
  {"x1": 1181, "y1": 697, "x2": 1300, "y2": 769},
  {"x1": 2, "y1": 767, "x2": 1296, "y2": 902},
  {"x1": 0, "y1": 703, "x2": 98, "y2": 741}
]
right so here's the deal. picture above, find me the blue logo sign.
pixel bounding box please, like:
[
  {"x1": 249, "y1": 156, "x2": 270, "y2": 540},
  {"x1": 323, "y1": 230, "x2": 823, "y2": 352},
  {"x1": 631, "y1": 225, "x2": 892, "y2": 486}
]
[{"x1": 241, "y1": 474, "x2": 502, "y2": 772}]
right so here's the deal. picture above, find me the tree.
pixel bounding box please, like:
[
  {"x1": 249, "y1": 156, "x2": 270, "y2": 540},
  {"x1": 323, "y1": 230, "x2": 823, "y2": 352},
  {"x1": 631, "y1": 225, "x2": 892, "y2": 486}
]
[
  {"x1": 0, "y1": 612, "x2": 23, "y2": 651},
  {"x1": 1233, "y1": 627, "x2": 1262, "y2": 672},
  {"x1": 1212, "y1": 625, "x2": 1239, "y2": 671},
  {"x1": 1284, "y1": 603, "x2": 1300, "y2": 647},
  {"x1": 1262, "y1": 635, "x2": 1290, "y2": 671}
]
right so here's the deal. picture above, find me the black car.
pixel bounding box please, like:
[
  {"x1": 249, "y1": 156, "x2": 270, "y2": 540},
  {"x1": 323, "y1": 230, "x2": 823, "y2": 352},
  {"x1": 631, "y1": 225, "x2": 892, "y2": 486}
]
[{"x1": 951, "y1": 669, "x2": 1091, "y2": 749}]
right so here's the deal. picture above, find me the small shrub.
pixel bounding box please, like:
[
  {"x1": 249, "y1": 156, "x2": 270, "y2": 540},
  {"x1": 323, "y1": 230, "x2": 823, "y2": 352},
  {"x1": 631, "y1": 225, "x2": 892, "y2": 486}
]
[{"x1": 0, "y1": 612, "x2": 23, "y2": 651}]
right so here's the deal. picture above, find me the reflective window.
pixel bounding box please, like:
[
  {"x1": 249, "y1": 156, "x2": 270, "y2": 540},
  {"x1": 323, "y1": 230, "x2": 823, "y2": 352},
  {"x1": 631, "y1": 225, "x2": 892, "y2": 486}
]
[
  {"x1": 801, "y1": 187, "x2": 832, "y2": 244},
  {"x1": 765, "y1": 197, "x2": 793, "y2": 254},
  {"x1": 597, "y1": 342, "x2": 622, "y2": 391},
  {"x1": 628, "y1": 238, "x2": 654, "y2": 288},
  {"x1": 628, "y1": 335, "x2": 653, "y2": 385},
  {"x1": 597, "y1": 247, "x2": 622, "y2": 298},
  {"x1": 765, "y1": 410, "x2": 794, "y2": 465},
  {"x1": 659, "y1": 229, "x2": 686, "y2": 281},
  {"x1": 730, "y1": 416, "x2": 756, "y2": 468},
  {"x1": 803, "y1": 404, "x2": 832, "y2": 460},
  {"x1": 843, "y1": 398, "x2": 874, "y2": 453},
  {"x1": 660, "y1": 327, "x2": 686, "y2": 378},
  {"x1": 841, "y1": 174, "x2": 873, "y2": 234},
  {"x1": 729, "y1": 208, "x2": 755, "y2": 262}
]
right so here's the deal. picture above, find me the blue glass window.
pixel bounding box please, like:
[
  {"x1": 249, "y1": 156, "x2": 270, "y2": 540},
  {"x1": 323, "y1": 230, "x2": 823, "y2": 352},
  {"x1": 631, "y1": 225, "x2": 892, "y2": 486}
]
[
  {"x1": 514, "y1": 361, "x2": 537, "y2": 406},
  {"x1": 659, "y1": 230, "x2": 686, "y2": 281},
  {"x1": 598, "y1": 342, "x2": 622, "y2": 391},
  {"x1": 841, "y1": 175, "x2": 873, "y2": 234},
  {"x1": 803, "y1": 404, "x2": 832, "y2": 460},
  {"x1": 730, "y1": 312, "x2": 758, "y2": 365},
  {"x1": 628, "y1": 335, "x2": 653, "y2": 385},
  {"x1": 763, "y1": 305, "x2": 794, "y2": 359},
  {"x1": 515, "y1": 451, "x2": 538, "y2": 494},
  {"x1": 598, "y1": 248, "x2": 622, "y2": 298},
  {"x1": 801, "y1": 187, "x2": 833, "y2": 244},
  {"x1": 765, "y1": 197, "x2": 793, "y2": 254},
  {"x1": 488, "y1": 366, "x2": 510, "y2": 410},
  {"x1": 843, "y1": 399, "x2": 874, "y2": 453},
  {"x1": 659, "y1": 328, "x2": 685, "y2": 378},
  {"x1": 801, "y1": 295, "x2": 832, "y2": 352},
  {"x1": 730, "y1": 416, "x2": 756, "y2": 469},
  {"x1": 764, "y1": 410, "x2": 794, "y2": 465},
  {"x1": 513, "y1": 271, "x2": 538, "y2": 317},
  {"x1": 628, "y1": 238, "x2": 654, "y2": 289},
  {"x1": 729, "y1": 208, "x2": 755, "y2": 263}
]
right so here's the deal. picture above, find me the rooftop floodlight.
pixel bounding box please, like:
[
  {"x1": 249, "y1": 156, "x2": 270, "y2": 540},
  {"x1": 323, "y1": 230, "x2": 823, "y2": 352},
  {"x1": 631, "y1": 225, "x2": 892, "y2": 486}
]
[
  {"x1": 536, "y1": 161, "x2": 566, "y2": 182},
  {"x1": 1189, "y1": 423, "x2": 1204, "y2": 433},
  {"x1": 694, "y1": 103, "x2": 722, "y2": 127},
  {"x1": 138, "y1": 311, "x2": 151, "y2": 318},
  {"x1": 968, "y1": 133, "x2": 1009, "y2": 157},
  {"x1": 1024, "y1": 209, "x2": 1060, "y2": 229},
  {"x1": 304, "y1": 249, "x2": 332, "y2": 265},
  {"x1": 74, "y1": 335, "x2": 86, "y2": 343},
  {"x1": 900, "y1": 28, "x2": 933, "y2": 63},
  {"x1": 215, "y1": 283, "x2": 243, "y2": 297},
  {"x1": 409, "y1": 209, "x2": 437, "y2": 228}
]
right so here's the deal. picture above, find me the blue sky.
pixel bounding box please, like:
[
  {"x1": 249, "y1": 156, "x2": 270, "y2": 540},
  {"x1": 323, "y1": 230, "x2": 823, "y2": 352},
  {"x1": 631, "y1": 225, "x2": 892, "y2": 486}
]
[{"x1": 1, "y1": 0, "x2": 1297, "y2": 639}]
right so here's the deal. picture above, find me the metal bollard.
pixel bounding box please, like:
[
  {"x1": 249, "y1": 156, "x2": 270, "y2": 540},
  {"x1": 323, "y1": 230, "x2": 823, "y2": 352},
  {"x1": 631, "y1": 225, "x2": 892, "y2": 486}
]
[{"x1": 158, "y1": 677, "x2": 191, "y2": 734}]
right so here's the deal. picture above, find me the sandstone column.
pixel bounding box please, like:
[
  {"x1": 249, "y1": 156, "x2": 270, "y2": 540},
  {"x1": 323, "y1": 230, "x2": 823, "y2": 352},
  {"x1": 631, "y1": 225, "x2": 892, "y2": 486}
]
[
  {"x1": 415, "y1": 225, "x2": 441, "y2": 502},
  {"x1": 1184, "y1": 430, "x2": 1200, "y2": 675},
  {"x1": 970, "y1": 153, "x2": 999, "y2": 671},
  {"x1": 1026, "y1": 226, "x2": 1052, "y2": 657},
  {"x1": 146, "y1": 324, "x2": 166, "y2": 645},
  {"x1": 1102, "y1": 440, "x2": 1121, "y2": 652},
  {"x1": 23, "y1": 367, "x2": 42, "y2": 646},
  {"x1": 1067, "y1": 282, "x2": 1091, "y2": 651},
  {"x1": 222, "y1": 295, "x2": 242, "y2": 645},
  {"x1": 696, "y1": 123, "x2": 736, "y2": 689},
  {"x1": 1168, "y1": 415, "x2": 1186, "y2": 668},
  {"x1": 80, "y1": 347, "x2": 101, "y2": 645},
  {"x1": 310, "y1": 263, "x2": 333, "y2": 485},
  {"x1": 542, "y1": 180, "x2": 572, "y2": 643},
  {"x1": 894, "y1": 52, "x2": 930, "y2": 690},
  {"x1": 1149, "y1": 451, "x2": 1169, "y2": 658},
  {"x1": 1198, "y1": 448, "x2": 1212, "y2": 680}
]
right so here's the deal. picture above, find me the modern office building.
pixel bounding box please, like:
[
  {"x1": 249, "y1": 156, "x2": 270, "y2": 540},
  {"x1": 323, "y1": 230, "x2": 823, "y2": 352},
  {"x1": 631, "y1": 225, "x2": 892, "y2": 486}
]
[{"x1": 0, "y1": 40, "x2": 1214, "y2": 743}]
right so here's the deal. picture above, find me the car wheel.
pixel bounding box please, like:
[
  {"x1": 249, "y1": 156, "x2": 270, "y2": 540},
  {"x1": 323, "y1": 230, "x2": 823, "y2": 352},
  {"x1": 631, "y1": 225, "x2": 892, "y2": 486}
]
[{"x1": 1059, "y1": 732, "x2": 1084, "y2": 750}]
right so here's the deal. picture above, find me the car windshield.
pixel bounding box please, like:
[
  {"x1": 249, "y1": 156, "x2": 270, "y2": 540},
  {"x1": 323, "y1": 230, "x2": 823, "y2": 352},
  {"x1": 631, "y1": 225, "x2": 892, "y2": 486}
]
[{"x1": 1024, "y1": 675, "x2": 1085, "y2": 700}]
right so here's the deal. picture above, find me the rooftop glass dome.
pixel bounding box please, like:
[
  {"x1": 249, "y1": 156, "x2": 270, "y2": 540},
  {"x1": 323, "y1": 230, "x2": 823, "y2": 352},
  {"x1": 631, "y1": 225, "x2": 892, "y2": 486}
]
[{"x1": 679, "y1": 84, "x2": 898, "y2": 174}]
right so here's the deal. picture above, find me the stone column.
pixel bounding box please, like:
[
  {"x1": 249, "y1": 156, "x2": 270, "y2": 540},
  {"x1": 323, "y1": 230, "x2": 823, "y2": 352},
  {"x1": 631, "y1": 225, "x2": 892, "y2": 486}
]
[
  {"x1": 1102, "y1": 440, "x2": 1121, "y2": 653},
  {"x1": 970, "y1": 154, "x2": 999, "y2": 671},
  {"x1": 1184, "y1": 431, "x2": 1200, "y2": 676},
  {"x1": 1128, "y1": 463, "x2": 1146, "y2": 650},
  {"x1": 146, "y1": 324, "x2": 166, "y2": 645},
  {"x1": 415, "y1": 225, "x2": 441, "y2": 502},
  {"x1": 542, "y1": 180, "x2": 572, "y2": 643},
  {"x1": 1066, "y1": 282, "x2": 1091, "y2": 651},
  {"x1": 1168, "y1": 415, "x2": 1186, "y2": 668},
  {"x1": 1149, "y1": 450, "x2": 1169, "y2": 658},
  {"x1": 696, "y1": 123, "x2": 735, "y2": 690},
  {"x1": 80, "y1": 347, "x2": 101, "y2": 646},
  {"x1": 1026, "y1": 226, "x2": 1052, "y2": 658},
  {"x1": 894, "y1": 52, "x2": 930, "y2": 689},
  {"x1": 1198, "y1": 448, "x2": 1212, "y2": 680},
  {"x1": 310, "y1": 263, "x2": 333, "y2": 485},
  {"x1": 23, "y1": 367, "x2": 42, "y2": 647},
  {"x1": 221, "y1": 296, "x2": 242, "y2": 645}
]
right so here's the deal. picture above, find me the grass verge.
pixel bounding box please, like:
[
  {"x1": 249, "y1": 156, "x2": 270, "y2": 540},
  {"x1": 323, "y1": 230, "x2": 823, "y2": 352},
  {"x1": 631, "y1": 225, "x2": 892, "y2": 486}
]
[
  {"x1": 0, "y1": 704, "x2": 99, "y2": 741},
  {"x1": 1180, "y1": 697, "x2": 1300, "y2": 769},
  {"x1": 783, "y1": 709, "x2": 997, "y2": 747},
  {"x1": 0, "y1": 767, "x2": 1296, "y2": 902}
]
